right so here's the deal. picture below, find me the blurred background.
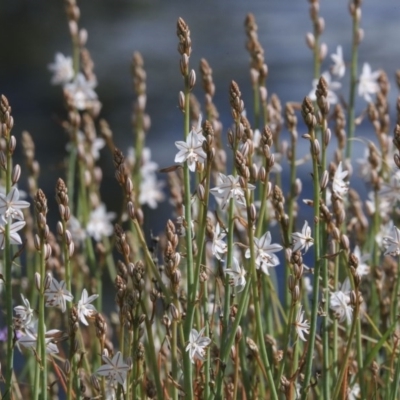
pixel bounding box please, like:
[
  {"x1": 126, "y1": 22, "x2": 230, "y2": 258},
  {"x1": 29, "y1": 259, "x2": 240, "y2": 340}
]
[{"x1": 1, "y1": 0, "x2": 400, "y2": 233}]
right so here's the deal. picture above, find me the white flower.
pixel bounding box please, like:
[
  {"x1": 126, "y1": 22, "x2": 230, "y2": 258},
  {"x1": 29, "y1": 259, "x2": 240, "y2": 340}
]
[
  {"x1": 44, "y1": 278, "x2": 73, "y2": 313},
  {"x1": 86, "y1": 204, "x2": 116, "y2": 241},
  {"x1": 376, "y1": 220, "x2": 394, "y2": 248},
  {"x1": 48, "y1": 53, "x2": 74, "y2": 85},
  {"x1": 14, "y1": 294, "x2": 35, "y2": 327},
  {"x1": 64, "y1": 73, "x2": 98, "y2": 111},
  {"x1": 294, "y1": 305, "x2": 310, "y2": 341},
  {"x1": 358, "y1": 63, "x2": 380, "y2": 102},
  {"x1": 365, "y1": 191, "x2": 391, "y2": 220},
  {"x1": 139, "y1": 175, "x2": 165, "y2": 209},
  {"x1": 0, "y1": 219, "x2": 25, "y2": 249},
  {"x1": 225, "y1": 256, "x2": 247, "y2": 293},
  {"x1": 291, "y1": 220, "x2": 313, "y2": 253},
  {"x1": 332, "y1": 162, "x2": 349, "y2": 198},
  {"x1": 347, "y1": 383, "x2": 360, "y2": 400},
  {"x1": 210, "y1": 173, "x2": 255, "y2": 210},
  {"x1": 378, "y1": 170, "x2": 400, "y2": 204},
  {"x1": 383, "y1": 225, "x2": 400, "y2": 256},
  {"x1": 186, "y1": 327, "x2": 211, "y2": 363},
  {"x1": 352, "y1": 246, "x2": 370, "y2": 277},
  {"x1": 330, "y1": 45, "x2": 345, "y2": 78},
  {"x1": 245, "y1": 231, "x2": 283, "y2": 275},
  {"x1": 174, "y1": 130, "x2": 206, "y2": 172},
  {"x1": 17, "y1": 328, "x2": 61, "y2": 354},
  {"x1": 77, "y1": 288, "x2": 98, "y2": 325},
  {"x1": 330, "y1": 280, "x2": 352, "y2": 324},
  {"x1": 211, "y1": 223, "x2": 227, "y2": 260},
  {"x1": 96, "y1": 351, "x2": 130, "y2": 387},
  {"x1": 0, "y1": 187, "x2": 30, "y2": 222},
  {"x1": 126, "y1": 147, "x2": 164, "y2": 209},
  {"x1": 67, "y1": 216, "x2": 87, "y2": 245},
  {"x1": 308, "y1": 71, "x2": 341, "y2": 105}
]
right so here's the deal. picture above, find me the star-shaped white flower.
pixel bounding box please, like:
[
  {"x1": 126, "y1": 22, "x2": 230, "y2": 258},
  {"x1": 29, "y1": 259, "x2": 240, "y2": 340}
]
[
  {"x1": 64, "y1": 73, "x2": 98, "y2": 111},
  {"x1": 0, "y1": 219, "x2": 25, "y2": 249},
  {"x1": 347, "y1": 383, "x2": 360, "y2": 400},
  {"x1": 14, "y1": 294, "x2": 35, "y2": 327},
  {"x1": 174, "y1": 130, "x2": 206, "y2": 172},
  {"x1": 44, "y1": 277, "x2": 73, "y2": 313},
  {"x1": 352, "y1": 246, "x2": 370, "y2": 277},
  {"x1": 48, "y1": 53, "x2": 74, "y2": 85},
  {"x1": 211, "y1": 223, "x2": 227, "y2": 260},
  {"x1": 308, "y1": 71, "x2": 341, "y2": 105},
  {"x1": 330, "y1": 279, "x2": 352, "y2": 324},
  {"x1": 0, "y1": 187, "x2": 30, "y2": 222},
  {"x1": 332, "y1": 161, "x2": 349, "y2": 198},
  {"x1": 139, "y1": 175, "x2": 165, "y2": 209},
  {"x1": 17, "y1": 327, "x2": 61, "y2": 354},
  {"x1": 383, "y1": 225, "x2": 400, "y2": 256},
  {"x1": 294, "y1": 305, "x2": 310, "y2": 342},
  {"x1": 86, "y1": 203, "x2": 116, "y2": 242},
  {"x1": 291, "y1": 220, "x2": 313, "y2": 254},
  {"x1": 186, "y1": 327, "x2": 212, "y2": 364},
  {"x1": 210, "y1": 173, "x2": 255, "y2": 210},
  {"x1": 77, "y1": 288, "x2": 98, "y2": 325},
  {"x1": 96, "y1": 351, "x2": 130, "y2": 386},
  {"x1": 330, "y1": 45, "x2": 345, "y2": 78},
  {"x1": 245, "y1": 231, "x2": 283, "y2": 275},
  {"x1": 358, "y1": 63, "x2": 380, "y2": 102},
  {"x1": 225, "y1": 256, "x2": 247, "y2": 293},
  {"x1": 378, "y1": 170, "x2": 400, "y2": 204}
]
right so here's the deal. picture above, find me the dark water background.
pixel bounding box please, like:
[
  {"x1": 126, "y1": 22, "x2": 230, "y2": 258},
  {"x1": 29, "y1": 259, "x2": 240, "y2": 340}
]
[{"x1": 1, "y1": 0, "x2": 399, "y2": 246}]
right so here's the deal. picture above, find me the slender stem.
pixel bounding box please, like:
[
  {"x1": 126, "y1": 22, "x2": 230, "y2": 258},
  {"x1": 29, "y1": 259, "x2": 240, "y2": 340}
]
[
  {"x1": 212, "y1": 277, "x2": 252, "y2": 400},
  {"x1": 345, "y1": 4, "x2": 360, "y2": 160},
  {"x1": 181, "y1": 75, "x2": 194, "y2": 399},
  {"x1": 38, "y1": 239, "x2": 48, "y2": 400},
  {"x1": 140, "y1": 299, "x2": 163, "y2": 400},
  {"x1": 4, "y1": 142, "x2": 13, "y2": 400},
  {"x1": 245, "y1": 192, "x2": 278, "y2": 400},
  {"x1": 301, "y1": 128, "x2": 321, "y2": 399},
  {"x1": 332, "y1": 303, "x2": 360, "y2": 400}
]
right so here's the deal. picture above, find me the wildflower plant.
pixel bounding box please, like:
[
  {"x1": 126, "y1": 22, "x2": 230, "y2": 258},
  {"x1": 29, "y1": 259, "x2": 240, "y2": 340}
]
[{"x1": 2, "y1": 1, "x2": 400, "y2": 399}]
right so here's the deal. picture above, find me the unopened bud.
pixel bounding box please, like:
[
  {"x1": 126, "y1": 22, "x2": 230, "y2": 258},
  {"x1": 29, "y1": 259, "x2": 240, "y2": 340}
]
[
  {"x1": 249, "y1": 203, "x2": 257, "y2": 224},
  {"x1": 189, "y1": 69, "x2": 196, "y2": 90},
  {"x1": 320, "y1": 170, "x2": 329, "y2": 191},
  {"x1": 127, "y1": 201, "x2": 135, "y2": 219},
  {"x1": 341, "y1": 234, "x2": 350, "y2": 251},
  {"x1": 12, "y1": 164, "x2": 21, "y2": 185},
  {"x1": 8, "y1": 136, "x2": 16, "y2": 154},
  {"x1": 35, "y1": 272, "x2": 41, "y2": 291},
  {"x1": 178, "y1": 91, "x2": 185, "y2": 112},
  {"x1": 306, "y1": 32, "x2": 315, "y2": 49}
]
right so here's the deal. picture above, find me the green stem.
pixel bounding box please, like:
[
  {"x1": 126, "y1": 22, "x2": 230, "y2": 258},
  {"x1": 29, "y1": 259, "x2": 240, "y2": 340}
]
[
  {"x1": 345, "y1": 5, "x2": 360, "y2": 160},
  {"x1": 181, "y1": 80, "x2": 194, "y2": 400},
  {"x1": 4, "y1": 147, "x2": 13, "y2": 400},
  {"x1": 331, "y1": 303, "x2": 360, "y2": 400},
  {"x1": 245, "y1": 192, "x2": 278, "y2": 400},
  {"x1": 301, "y1": 130, "x2": 321, "y2": 399},
  {"x1": 37, "y1": 240, "x2": 48, "y2": 400}
]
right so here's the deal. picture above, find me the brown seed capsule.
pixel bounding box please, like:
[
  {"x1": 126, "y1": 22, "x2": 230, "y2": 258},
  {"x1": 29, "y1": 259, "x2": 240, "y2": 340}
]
[
  {"x1": 56, "y1": 221, "x2": 64, "y2": 236},
  {"x1": 127, "y1": 201, "x2": 135, "y2": 220}
]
